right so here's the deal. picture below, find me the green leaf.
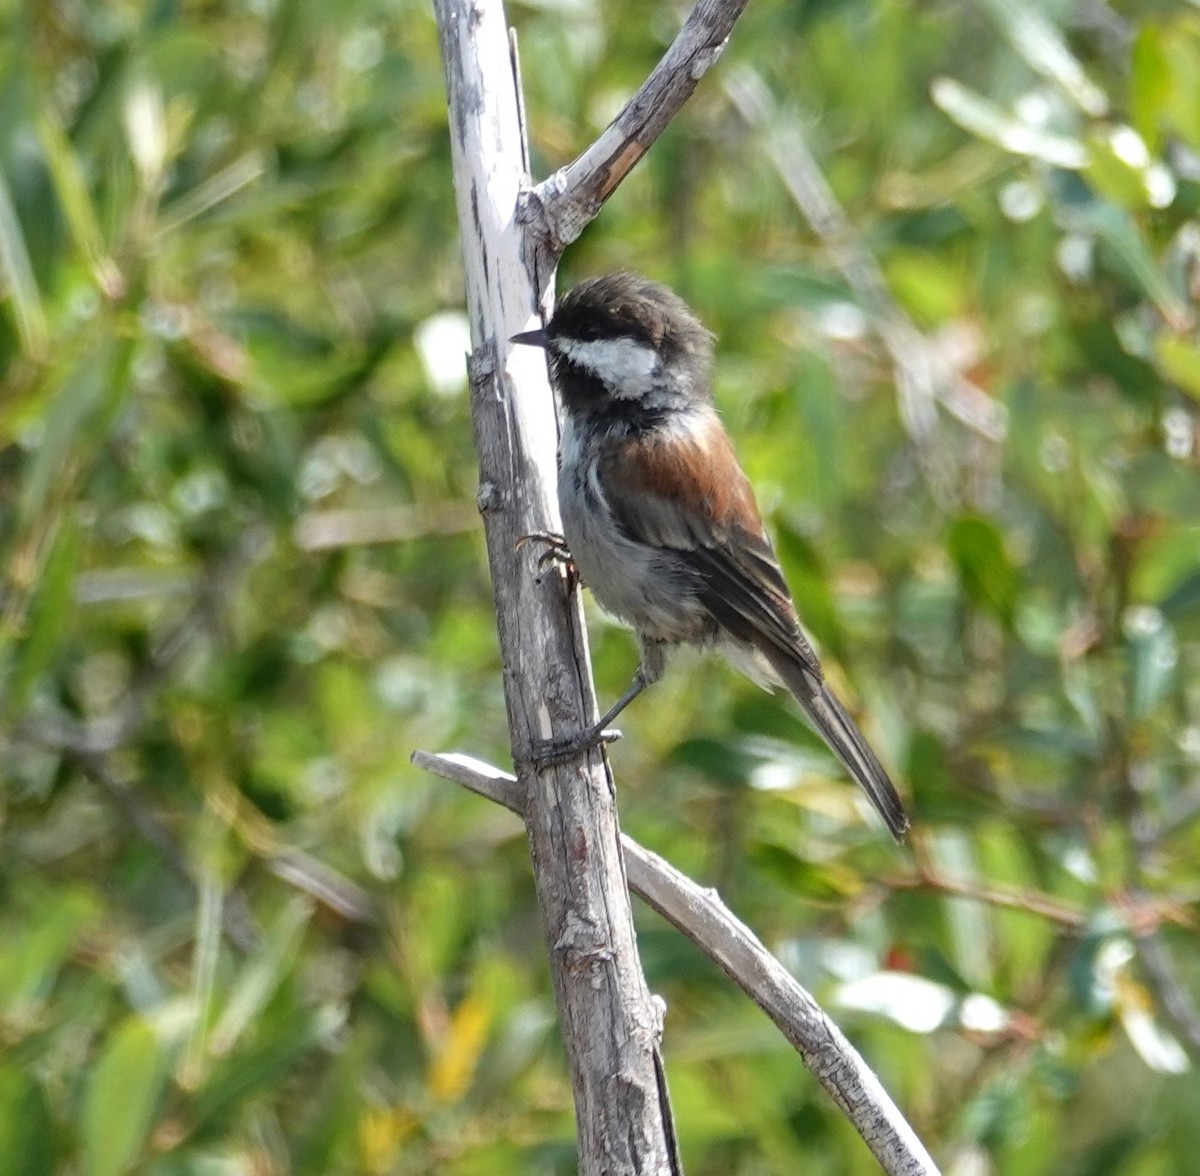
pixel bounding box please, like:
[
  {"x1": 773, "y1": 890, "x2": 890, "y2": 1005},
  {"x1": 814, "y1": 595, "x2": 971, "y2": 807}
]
[
  {"x1": 931, "y1": 77, "x2": 1087, "y2": 168},
  {"x1": 883, "y1": 248, "x2": 965, "y2": 327},
  {"x1": 210, "y1": 897, "x2": 313, "y2": 1055},
  {"x1": 1154, "y1": 335, "x2": 1200, "y2": 403},
  {"x1": 19, "y1": 339, "x2": 138, "y2": 525},
  {"x1": 0, "y1": 1066, "x2": 55, "y2": 1176},
  {"x1": 1131, "y1": 26, "x2": 1172, "y2": 151},
  {"x1": 1070, "y1": 203, "x2": 1189, "y2": 330},
  {"x1": 1161, "y1": 567, "x2": 1200, "y2": 621},
  {"x1": 773, "y1": 523, "x2": 846, "y2": 661},
  {"x1": 9, "y1": 517, "x2": 81, "y2": 712},
  {"x1": 668, "y1": 737, "x2": 757, "y2": 788},
  {"x1": 35, "y1": 110, "x2": 122, "y2": 297},
  {"x1": 190, "y1": 1014, "x2": 324, "y2": 1138},
  {"x1": 0, "y1": 887, "x2": 98, "y2": 1020},
  {"x1": 0, "y1": 166, "x2": 47, "y2": 357},
  {"x1": 1124, "y1": 607, "x2": 1178, "y2": 719},
  {"x1": 947, "y1": 515, "x2": 1019, "y2": 625},
  {"x1": 82, "y1": 1017, "x2": 169, "y2": 1176},
  {"x1": 974, "y1": 0, "x2": 1106, "y2": 116},
  {"x1": 1083, "y1": 126, "x2": 1172, "y2": 211},
  {"x1": 1156, "y1": 18, "x2": 1200, "y2": 150}
]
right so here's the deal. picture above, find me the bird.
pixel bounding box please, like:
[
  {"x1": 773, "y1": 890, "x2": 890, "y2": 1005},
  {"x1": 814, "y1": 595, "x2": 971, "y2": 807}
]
[{"x1": 510, "y1": 272, "x2": 908, "y2": 841}]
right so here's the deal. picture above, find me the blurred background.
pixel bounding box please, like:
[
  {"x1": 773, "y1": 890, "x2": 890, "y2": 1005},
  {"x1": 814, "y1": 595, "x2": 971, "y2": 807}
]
[{"x1": 2, "y1": 0, "x2": 1199, "y2": 1172}]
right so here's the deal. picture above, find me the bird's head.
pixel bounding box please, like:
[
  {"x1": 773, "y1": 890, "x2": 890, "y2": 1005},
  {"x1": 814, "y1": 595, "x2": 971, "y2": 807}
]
[{"x1": 511, "y1": 273, "x2": 714, "y2": 416}]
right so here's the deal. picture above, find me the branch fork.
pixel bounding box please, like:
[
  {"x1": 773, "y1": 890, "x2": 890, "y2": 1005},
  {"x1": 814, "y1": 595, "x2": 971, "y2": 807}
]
[{"x1": 432, "y1": 0, "x2": 940, "y2": 1171}]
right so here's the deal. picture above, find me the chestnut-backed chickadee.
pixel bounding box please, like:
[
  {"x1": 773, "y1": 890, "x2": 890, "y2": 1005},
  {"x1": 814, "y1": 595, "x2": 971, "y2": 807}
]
[{"x1": 511, "y1": 273, "x2": 908, "y2": 840}]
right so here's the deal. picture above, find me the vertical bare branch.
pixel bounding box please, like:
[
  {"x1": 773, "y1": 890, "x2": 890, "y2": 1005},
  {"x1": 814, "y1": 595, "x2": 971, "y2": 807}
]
[
  {"x1": 433, "y1": 2, "x2": 939, "y2": 1173},
  {"x1": 433, "y1": 1, "x2": 676, "y2": 1170}
]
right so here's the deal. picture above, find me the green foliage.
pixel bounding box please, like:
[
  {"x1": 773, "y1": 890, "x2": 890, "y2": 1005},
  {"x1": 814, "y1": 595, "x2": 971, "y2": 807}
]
[
  {"x1": 1, "y1": 0, "x2": 1199, "y2": 1172},
  {"x1": 83, "y1": 1017, "x2": 170, "y2": 1176}
]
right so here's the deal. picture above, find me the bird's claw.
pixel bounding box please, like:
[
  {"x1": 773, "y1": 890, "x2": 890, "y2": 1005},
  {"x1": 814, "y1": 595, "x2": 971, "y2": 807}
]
[
  {"x1": 530, "y1": 726, "x2": 623, "y2": 767},
  {"x1": 517, "y1": 531, "x2": 580, "y2": 587}
]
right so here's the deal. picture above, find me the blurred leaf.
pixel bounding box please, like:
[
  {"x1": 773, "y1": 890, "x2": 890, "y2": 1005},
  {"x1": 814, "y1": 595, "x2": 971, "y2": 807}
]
[
  {"x1": 975, "y1": 0, "x2": 1106, "y2": 116},
  {"x1": 1117, "y1": 1000, "x2": 1188, "y2": 1076},
  {"x1": 18, "y1": 339, "x2": 137, "y2": 524},
  {"x1": 0, "y1": 166, "x2": 47, "y2": 357},
  {"x1": 975, "y1": 824, "x2": 1054, "y2": 987},
  {"x1": 9, "y1": 515, "x2": 80, "y2": 711},
  {"x1": 1123, "y1": 607, "x2": 1177, "y2": 719},
  {"x1": 931, "y1": 78, "x2": 1087, "y2": 168},
  {"x1": 834, "y1": 971, "x2": 955, "y2": 1033},
  {"x1": 1062, "y1": 660, "x2": 1103, "y2": 744},
  {"x1": 430, "y1": 987, "x2": 493, "y2": 1104},
  {"x1": 883, "y1": 248, "x2": 964, "y2": 326},
  {"x1": 190, "y1": 1012, "x2": 326, "y2": 1137},
  {"x1": 963, "y1": 1074, "x2": 1031, "y2": 1151},
  {"x1": 748, "y1": 842, "x2": 863, "y2": 898},
  {"x1": 1083, "y1": 127, "x2": 1173, "y2": 211},
  {"x1": 211, "y1": 898, "x2": 313, "y2": 1057},
  {"x1": 947, "y1": 515, "x2": 1019, "y2": 626},
  {"x1": 294, "y1": 1027, "x2": 375, "y2": 1174},
  {"x1": 123, "y1": 80, "x2": 167, "y2": 188},
  {"x1": 1070, "y1": 203, "x2": 1190, "y2": 330},
  {"x1": 35, "y1": 110, "x2": 122, "y2": 297},
  {"x1": 1071, "y1": 318, "x2": 1159, "y2": 405},
  {"x1": 928, "y1": 828, "x2": 992, "y2": 988},
  {"x1": 668, "y1": 737, "x2": 757, "y2": 788},
  {"x1": 1132, "y1": 18, "x2": 1200, "y2": 152},
  {"x1": 1131, "y1": 27, "x2": 1172, "y2": 151},
  {"x1": 82, "y1": 1017, "x2": 169, "y2": 1176},
  {"x1": 0, "y1": 887, "x2": 98, "y2": 1021},
  {"x1": 1154, "y1": 336, "x2": 1200, "y2": 403},
  {"x1": 1161, "y1": 567, "x2": 1200, "y2": 621},
  {"x1": 0, "y1": 1067, "x2": 55, "y2": 1176},
  {"x1": 773, "y1": 523, "x2": 846, "y2": 661},
  {"x1": 903, "y1": 729, "x2": 958, "y2": 818}
]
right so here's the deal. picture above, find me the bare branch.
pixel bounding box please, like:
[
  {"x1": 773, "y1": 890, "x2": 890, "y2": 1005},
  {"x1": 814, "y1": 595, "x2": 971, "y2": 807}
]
[
  {"x1": 266, "y1": 848, "x2": 380, "y2": 926},
  {"x1": 434, "y1": 1, "x2": 680, "y2": 1169},
  {"x1": 526, "y1": 0, "x2": 751, "y2": 265},
  {"x1": 413, "y1": 749, "x2": 942, "y2": 1176},
  {"x1": 888, "y1": 862, "x2": 1088, "y2": 930}
]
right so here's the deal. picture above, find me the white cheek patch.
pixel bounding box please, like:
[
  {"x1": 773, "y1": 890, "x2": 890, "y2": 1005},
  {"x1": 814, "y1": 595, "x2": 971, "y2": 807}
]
[{"x1": 556, "y1": 336, "x2": 660, "y2": 397}]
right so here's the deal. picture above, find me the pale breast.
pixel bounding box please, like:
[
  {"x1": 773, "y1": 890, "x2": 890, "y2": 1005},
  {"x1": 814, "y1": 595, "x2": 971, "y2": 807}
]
[{"x1": 558, "y1": 416, "x2": 710, "y2": 644}]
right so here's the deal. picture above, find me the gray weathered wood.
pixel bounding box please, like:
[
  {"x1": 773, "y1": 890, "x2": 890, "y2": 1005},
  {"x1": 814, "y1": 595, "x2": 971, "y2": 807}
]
[
  {"x1": 433, "y1": 1, "x2": 676, "y2": 1171},
  {"x1": 413, "y1": 750, "x2": 943, "y2": 1176},
  {"x1": 431, "y1": 1, "x2": 939, "y2": 1174}
]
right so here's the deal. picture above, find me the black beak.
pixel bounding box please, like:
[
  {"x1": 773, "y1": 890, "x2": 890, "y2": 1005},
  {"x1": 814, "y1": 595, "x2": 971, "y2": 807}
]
[{"x1": 509, "y1": 328, "x2": 550, "y2": 349}]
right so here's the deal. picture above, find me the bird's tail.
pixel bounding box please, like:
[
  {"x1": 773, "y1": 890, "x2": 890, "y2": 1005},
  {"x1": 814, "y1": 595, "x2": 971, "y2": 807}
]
[{"x1": 764, "y1": 649, "x2": 909, "y2": 841}]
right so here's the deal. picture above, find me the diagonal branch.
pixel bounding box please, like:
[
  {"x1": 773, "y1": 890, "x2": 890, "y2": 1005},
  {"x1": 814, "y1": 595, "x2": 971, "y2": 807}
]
[
  {"x1": 524, "y1": 0, "x2": 751, "y2": 270},
  {"x1": 413, "y1": 749, "x2": 941, "y2": 1176}
]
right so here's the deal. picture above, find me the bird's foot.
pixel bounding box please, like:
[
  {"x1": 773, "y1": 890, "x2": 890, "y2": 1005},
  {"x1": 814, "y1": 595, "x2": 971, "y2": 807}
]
[
  {"x1": 517, "y1": 531, "x2": 579, "y2": 587},
  {"x1": 530, "y1": 724, "x2": 623, "y2": 767}
]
